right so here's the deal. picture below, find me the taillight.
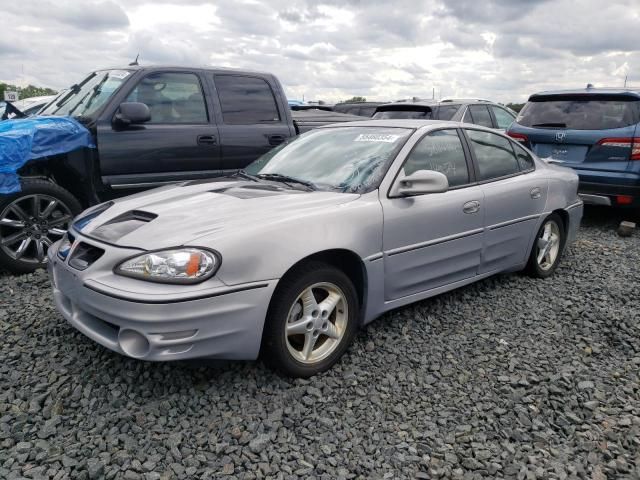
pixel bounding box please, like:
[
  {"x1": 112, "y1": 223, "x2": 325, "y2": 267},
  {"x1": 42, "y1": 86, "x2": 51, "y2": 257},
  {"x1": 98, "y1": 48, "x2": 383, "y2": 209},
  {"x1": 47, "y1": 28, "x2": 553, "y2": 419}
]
[
  {"x1": 596, "y1": 137, "x2": 640, "y2": 160},
  {"x1": 507, "y1": 132, "x2": 529, "y2": 144},
  {"x1": 616, "y1": 195, "x2": 633, "y2": 205}
]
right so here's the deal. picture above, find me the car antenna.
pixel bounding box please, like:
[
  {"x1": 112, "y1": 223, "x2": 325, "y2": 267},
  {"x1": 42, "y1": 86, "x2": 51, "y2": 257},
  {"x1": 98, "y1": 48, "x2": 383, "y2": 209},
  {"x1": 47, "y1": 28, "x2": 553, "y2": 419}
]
[{"x1": 129, "y1": 54, "x2": 140, "y2": 66}]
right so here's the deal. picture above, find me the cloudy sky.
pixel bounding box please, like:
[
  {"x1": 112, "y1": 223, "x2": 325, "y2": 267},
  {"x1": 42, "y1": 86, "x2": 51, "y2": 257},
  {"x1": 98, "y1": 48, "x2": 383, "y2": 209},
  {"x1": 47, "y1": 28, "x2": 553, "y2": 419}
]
[{"x1": 2, "y1": 0, "x2": 638, "y2": 103}]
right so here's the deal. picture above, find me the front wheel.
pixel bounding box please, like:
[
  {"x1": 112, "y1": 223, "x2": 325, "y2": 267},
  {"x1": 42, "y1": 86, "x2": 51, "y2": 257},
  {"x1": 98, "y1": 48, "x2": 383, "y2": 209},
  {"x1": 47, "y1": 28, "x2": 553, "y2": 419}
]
[
  {"x1": 261, "y1": 262, "x2": 359, "y2": 377},
  {"x1": 525, "y1": 213, "x2": 566, "y2": 278},
  {"x1": 0, "y1": 179, "x2": 81, "y2": 274}
]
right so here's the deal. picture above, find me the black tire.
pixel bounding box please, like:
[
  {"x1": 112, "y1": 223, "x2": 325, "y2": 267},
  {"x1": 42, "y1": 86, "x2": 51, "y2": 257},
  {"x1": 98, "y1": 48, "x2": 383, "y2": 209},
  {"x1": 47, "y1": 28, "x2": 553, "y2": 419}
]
[
  {"x1": 0, "y1": 179, "x2": 82, "y2": 274},
  {"x1": 525, "y1": 213, "x2": 566, "y2": 278},
  {"x1": 261, "y1": 261, "x2": 359, "y2": 378}
]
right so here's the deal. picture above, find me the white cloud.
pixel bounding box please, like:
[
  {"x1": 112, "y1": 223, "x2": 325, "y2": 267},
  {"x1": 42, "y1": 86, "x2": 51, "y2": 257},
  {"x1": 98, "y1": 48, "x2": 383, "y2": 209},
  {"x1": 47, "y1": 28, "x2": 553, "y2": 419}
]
[{"x1": 1, "y1": 0, "x2": 638, "y2": 104}]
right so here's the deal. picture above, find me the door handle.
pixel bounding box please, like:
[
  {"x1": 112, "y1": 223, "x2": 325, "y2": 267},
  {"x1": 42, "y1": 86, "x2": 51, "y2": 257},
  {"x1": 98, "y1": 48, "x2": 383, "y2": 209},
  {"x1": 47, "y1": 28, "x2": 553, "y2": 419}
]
[
  {"x1": 197, "y1": 135, "x2": 217, "y2": 146},
  {"x1": 268, "y1": 134, "x2": 285, "y2": 146},
  {"x1": 463, "y1": 200, "x2": 480, "y2": 214},
  {"x1": 530, "y1": 187, "x2": 542, "y2": 199}
]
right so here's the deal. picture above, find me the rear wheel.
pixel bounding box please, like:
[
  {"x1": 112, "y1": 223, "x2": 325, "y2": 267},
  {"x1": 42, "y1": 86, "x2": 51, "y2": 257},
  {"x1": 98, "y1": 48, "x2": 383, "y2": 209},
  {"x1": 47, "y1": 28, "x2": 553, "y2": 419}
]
[
  {"x1": 525, "y1": 213, "x2": 566, "y2": 278},
  {"x1": 0, "y1": 179, "x2": 81, "y2": 274},
  {"x1": 262, "y1": 262, "x2": 359, "y2": 377}
]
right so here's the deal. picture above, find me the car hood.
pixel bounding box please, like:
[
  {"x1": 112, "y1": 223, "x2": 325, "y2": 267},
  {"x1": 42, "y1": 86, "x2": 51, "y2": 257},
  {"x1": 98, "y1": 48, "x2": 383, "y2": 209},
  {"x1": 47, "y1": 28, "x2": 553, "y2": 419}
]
[{"x1": 76, "y1": 179, "x2": 360, "y2": 249}]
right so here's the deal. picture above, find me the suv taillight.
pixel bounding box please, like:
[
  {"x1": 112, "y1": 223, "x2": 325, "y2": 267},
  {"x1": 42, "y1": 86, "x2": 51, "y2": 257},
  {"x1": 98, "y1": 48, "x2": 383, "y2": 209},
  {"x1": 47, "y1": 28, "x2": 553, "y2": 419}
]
[
  {"x1": 596, "y1": 137, "x2": 640, "y2": 160},
  {"x1": 507, "y1": 132, "x2": 530, "y2": 147}
]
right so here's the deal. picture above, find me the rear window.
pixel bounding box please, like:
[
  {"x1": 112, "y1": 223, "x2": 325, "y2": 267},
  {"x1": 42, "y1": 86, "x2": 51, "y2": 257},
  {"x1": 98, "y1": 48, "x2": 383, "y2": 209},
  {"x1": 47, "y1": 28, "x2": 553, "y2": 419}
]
[
  {"x1": 373, "y1": 107, "x2": 433, "y2": 120},
  {"x1": 517, "y1": 95, "x2": 640, "y2": 130}
]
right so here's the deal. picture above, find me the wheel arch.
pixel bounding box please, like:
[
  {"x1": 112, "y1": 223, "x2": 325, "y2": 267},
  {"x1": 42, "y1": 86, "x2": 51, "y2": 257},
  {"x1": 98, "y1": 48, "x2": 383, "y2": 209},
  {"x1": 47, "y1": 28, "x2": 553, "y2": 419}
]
[{"x1": 275, "y1": 248, "x2": 368, "y2": 323}]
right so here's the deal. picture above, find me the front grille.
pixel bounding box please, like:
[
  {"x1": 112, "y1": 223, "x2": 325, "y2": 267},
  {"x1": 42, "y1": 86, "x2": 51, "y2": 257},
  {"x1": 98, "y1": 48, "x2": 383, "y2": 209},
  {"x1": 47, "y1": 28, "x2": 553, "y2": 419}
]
[{"x1": 68, "y1": 242, "x2": 105, "y2": 270}]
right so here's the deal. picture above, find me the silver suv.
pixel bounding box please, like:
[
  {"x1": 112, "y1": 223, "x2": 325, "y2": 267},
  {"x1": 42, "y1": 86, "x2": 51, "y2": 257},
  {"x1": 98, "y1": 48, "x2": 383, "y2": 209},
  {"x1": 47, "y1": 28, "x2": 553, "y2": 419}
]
[{"x1": 373, "y1": 98, "x2": 517, "y2": 131}]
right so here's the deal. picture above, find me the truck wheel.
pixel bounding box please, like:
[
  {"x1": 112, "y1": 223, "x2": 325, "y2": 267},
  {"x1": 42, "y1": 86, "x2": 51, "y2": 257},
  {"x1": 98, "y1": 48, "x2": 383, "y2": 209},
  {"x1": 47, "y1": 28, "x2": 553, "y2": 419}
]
[
  {"x1": 0, "y1": 179, "x2": 81, "y2": 274},
  {"x1": 261, "y1": 261, "x2": 359, "y2": 378}
]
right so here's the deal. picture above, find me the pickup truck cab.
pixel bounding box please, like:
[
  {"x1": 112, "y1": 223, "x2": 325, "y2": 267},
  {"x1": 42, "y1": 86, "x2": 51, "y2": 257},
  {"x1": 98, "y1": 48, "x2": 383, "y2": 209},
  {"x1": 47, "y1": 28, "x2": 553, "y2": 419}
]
[{"x1": 0, "y1": 65, "x2": 351, "y2": 273}]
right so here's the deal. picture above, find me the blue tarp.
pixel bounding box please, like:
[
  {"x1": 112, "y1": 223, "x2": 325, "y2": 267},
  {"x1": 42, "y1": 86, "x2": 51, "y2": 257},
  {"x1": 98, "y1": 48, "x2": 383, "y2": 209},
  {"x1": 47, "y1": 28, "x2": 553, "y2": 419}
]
[{"x1": 0, "y1": 116, "x2": 95, "y2": 194}]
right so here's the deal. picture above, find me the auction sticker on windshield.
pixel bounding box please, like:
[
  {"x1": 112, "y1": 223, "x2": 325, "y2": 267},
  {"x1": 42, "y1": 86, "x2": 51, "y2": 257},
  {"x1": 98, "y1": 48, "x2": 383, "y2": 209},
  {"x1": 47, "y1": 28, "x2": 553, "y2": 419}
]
[{"x1": 354, "y1": 133, "x2": 400, "y2": 143}]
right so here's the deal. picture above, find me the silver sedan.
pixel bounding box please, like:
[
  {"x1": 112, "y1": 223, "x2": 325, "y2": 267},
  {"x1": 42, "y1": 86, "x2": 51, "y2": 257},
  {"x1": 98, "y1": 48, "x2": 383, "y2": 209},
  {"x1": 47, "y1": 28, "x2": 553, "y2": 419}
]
[{"x1": 48, "y1": 120, "x2": 583, "y2": 377}]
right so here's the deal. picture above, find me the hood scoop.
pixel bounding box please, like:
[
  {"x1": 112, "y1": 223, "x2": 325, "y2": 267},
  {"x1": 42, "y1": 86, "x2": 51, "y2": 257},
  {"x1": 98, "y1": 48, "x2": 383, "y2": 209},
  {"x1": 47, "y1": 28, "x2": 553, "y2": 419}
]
[
  {"x1": 90, "y1": 210, "x2": 157, "y2": 243},
  {"x1": 209, "y1": 183, "x2": 304, "y2": 199}
]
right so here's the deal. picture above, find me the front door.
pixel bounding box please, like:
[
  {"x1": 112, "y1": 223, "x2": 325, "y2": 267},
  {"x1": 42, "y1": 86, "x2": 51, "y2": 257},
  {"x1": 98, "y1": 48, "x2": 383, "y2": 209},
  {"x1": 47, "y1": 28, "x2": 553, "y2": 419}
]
[
  {"x1": 382, "y1": 128, "x2": 484, "y2": 301},
  {"x1": 98, "y1": 71, "x2": 221, "y2": 188},
  {"x1": 463, "y1": 128, "x2": 547, "y2": 273}
]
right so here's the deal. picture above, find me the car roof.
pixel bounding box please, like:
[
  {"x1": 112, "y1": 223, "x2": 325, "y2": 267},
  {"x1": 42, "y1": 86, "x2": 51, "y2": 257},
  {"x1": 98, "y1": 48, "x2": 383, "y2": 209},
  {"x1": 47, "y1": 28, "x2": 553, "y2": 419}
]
[
  {"x1": 317, "y1": 119, "x2": 469, "y2": 130},
  {"x1": 529, "y1": 88, "x2": 640, "y2": 100},
  {"x1": 376, "y1": 99, "x2": 503, "y2": 110},
  {"x1": 95, "y1": 64, "x2": 275, "y2": 77}
]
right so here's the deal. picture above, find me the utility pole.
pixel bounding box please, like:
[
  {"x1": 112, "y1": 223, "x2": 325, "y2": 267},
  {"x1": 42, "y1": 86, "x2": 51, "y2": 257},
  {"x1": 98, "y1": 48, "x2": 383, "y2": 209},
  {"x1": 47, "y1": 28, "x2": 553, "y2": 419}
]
[{"x1": 624, "y1": 75, "x2": 627, "y2": 87}]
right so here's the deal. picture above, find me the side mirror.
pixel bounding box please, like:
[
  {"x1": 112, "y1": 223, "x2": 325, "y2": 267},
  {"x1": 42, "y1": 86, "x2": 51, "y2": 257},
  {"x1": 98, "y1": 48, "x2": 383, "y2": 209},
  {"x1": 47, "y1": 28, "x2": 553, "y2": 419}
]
[
  {"x1": 114, "y1": 102, "x2": 150, "y2": 127},
  {"x1": 390, "y1": 170, "x2": 449, "y2": 197}
]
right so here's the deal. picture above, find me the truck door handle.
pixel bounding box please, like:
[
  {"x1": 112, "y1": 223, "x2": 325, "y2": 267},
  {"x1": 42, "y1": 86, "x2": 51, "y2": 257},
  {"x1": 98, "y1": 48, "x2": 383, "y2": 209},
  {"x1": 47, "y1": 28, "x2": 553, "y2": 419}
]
[
  {"x1": 268, "y1": 134, "x2": 285, "y2": 146},
  {"x1": 530, "y1": 187, "x2": 542, "y2": 199},
  {"x1": 463, "y1": 200, "x2": 480, "y2": 214},
  {"x1": 197, "y1": 135, "x2": 217, "y2": 145}
]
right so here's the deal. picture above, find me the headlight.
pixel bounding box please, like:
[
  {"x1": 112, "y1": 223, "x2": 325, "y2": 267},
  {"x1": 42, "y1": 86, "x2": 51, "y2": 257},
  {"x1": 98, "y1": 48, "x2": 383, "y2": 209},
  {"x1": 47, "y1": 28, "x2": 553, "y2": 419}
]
[{"x1": 115, "y1": 248, "x2": 220, "y2": 284}]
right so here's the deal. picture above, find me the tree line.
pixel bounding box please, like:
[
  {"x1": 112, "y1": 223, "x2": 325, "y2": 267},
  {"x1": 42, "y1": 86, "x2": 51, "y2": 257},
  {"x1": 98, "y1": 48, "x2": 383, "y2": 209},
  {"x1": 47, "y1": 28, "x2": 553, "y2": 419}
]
[{"x1": 0, "y1": 83, "x2": 57, "y2": 101}]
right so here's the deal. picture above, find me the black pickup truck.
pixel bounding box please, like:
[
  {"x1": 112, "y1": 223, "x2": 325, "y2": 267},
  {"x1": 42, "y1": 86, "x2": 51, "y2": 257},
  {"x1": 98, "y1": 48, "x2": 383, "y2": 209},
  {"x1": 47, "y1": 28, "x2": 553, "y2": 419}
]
[{"x1": 0, "y1": 65, "x2": 359, "y2": 273}]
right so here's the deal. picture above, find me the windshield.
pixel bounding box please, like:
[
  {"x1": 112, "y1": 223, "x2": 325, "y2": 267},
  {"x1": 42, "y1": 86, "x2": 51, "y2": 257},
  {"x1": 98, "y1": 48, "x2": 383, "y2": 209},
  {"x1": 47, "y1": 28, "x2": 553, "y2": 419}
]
[
  {"x1": 40, "y1": 69, "x2": 131, "y2": 119},
  {"x1": 373, "y1": 108, "x2": 433, "y2": 120},
  {"x1": 517, "y1": 96, "x2": 640, "y2": 130},
  {"x1": 244, "y1": 127, "x2": 413, "y2": 193}
]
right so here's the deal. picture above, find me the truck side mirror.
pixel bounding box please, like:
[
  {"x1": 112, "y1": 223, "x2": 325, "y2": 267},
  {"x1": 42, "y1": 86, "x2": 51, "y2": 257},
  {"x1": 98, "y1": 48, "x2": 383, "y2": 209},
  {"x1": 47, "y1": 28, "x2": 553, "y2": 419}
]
[
  {"x1": 390, "y1": 170, "x2": 449, "y2": 197},
  {"x1": 114, "y1": 102, "x2": 151, "y2": 127}
]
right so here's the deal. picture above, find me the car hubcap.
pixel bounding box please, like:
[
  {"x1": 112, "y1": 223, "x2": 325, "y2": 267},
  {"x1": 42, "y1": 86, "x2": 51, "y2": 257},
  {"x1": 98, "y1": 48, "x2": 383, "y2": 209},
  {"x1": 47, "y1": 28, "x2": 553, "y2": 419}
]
[
  {"x1": 536, "y1": 220, "x2": 561, "y2": 271},
  {"x1": 285, "y1": 282, "x2": 348, "y2": 364},
  {"x1": 0, "y1": 194, "x2": 72, "y2": 264}
]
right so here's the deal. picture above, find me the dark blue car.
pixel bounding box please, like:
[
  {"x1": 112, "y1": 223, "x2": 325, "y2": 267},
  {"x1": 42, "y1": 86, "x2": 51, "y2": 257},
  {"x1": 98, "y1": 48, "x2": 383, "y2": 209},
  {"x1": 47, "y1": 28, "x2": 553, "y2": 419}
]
[{"x1": 507, "y1": 88, "x2": 640, "y2": 207}]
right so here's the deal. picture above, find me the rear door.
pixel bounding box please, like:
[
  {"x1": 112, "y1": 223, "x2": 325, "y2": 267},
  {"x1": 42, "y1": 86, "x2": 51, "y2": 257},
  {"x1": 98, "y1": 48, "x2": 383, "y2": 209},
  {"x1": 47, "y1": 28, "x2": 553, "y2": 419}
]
[
  {"x1": 514, "y1": 94, "x2": 640, "y2": 172},
  {"x1": 463, "y1": 128, "x2": 547, "y2": 274},
  {"x1": 98, "y1": 70, "x2": 221, "y2": 188},
  {"x1": 464, "y1": 105, "x2": 495, "y2": 128},
  {"x1": 210, "y1": 74, "x2": 293, "y2": 173}
]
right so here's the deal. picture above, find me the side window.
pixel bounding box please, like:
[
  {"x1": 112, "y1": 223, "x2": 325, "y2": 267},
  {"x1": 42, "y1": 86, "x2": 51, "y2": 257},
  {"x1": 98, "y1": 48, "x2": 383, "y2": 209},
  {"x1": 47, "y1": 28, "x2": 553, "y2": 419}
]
[
  {"x1": 126, "y1": 72, "x2": 207, "y2": 124},
  {"x1": 436, "y1": 105, "x2": 459, "y2": 120},
  {"x1": 468, "y1": 105, "x2": 493, "y2": 128},
  {"x1": 491, "y1": 106, "x2": 516, "y2": 129},
  {"x1": 466, "y1": 129, "x2": 520, "y2": 181},
  {"x1": 402, "y1": 129, "x2": 469, "y2": 187},
  {"x1": 214, "y1": 75, "x2": 280, "y2": 125},
  {"x1": 513, "y1": 142, "x2": 535, "y2": 171}
]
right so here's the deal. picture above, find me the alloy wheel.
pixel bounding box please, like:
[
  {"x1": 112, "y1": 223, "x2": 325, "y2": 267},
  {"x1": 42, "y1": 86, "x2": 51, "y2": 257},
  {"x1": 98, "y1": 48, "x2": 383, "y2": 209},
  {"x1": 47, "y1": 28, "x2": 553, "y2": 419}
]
[
  {"x1": 285, "y1": 282, "x2": 348, "y2": 364},
  {"x1": 536, "y1": 220, "x2": 561, "y2": 271},
  {"x1": 0, "y1": 194, "x2": 73, "y2": 264}
]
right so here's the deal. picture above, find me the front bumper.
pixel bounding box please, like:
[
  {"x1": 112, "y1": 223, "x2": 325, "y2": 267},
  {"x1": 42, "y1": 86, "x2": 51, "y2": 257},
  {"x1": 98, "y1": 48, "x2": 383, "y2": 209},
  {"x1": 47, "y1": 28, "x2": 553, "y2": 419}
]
[{"x1": 47, "y1": 237, "x2": 277, "y2": 361}]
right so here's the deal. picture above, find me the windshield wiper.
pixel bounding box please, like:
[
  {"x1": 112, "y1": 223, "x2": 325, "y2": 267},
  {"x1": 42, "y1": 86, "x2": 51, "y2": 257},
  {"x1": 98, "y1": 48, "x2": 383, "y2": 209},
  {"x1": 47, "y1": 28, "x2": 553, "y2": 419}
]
[
  {"x1": 532, "y1": 122, "x2": 567, "y2": 128},
  {"x1": 234, "y1": 170, "x2": 260, "y2": 182},
  {"x1": 256, "y1": 173, "x2": 316, "y2": 191}
]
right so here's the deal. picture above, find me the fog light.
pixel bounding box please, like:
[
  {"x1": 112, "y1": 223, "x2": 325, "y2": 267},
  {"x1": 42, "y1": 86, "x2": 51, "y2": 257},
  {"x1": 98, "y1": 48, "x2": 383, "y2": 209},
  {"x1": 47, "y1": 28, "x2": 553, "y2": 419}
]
[{"x1": 118, "y1": 329, "x2": 150, "y2": 358}]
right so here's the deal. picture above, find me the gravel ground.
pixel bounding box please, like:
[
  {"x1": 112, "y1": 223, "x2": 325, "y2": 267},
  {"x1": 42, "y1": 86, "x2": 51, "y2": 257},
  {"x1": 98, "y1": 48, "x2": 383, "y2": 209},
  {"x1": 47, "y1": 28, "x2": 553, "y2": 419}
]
[{"x1": 1, "y1": 207, "x2": 639, "y2": 480}]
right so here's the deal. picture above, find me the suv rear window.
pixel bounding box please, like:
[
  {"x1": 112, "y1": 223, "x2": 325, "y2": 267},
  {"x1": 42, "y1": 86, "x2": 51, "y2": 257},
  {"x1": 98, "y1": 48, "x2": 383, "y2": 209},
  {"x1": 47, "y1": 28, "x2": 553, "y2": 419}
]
[{"x1": 517, "y1": 95, "x2": 640, "y2": 130}]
